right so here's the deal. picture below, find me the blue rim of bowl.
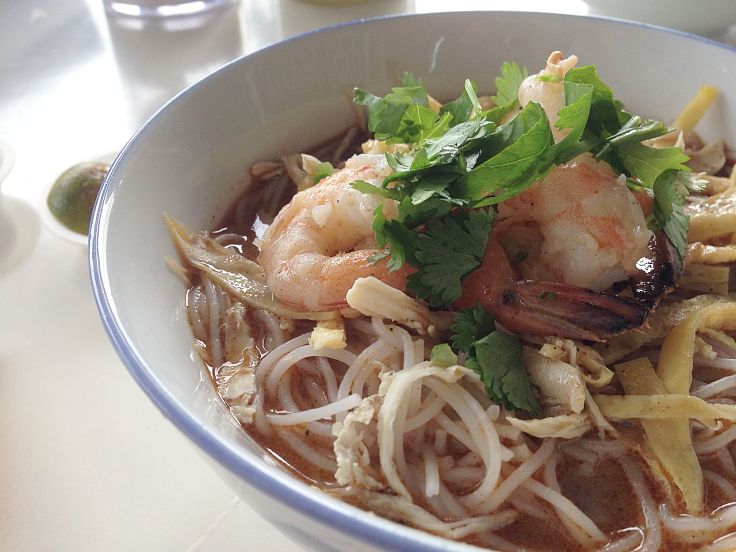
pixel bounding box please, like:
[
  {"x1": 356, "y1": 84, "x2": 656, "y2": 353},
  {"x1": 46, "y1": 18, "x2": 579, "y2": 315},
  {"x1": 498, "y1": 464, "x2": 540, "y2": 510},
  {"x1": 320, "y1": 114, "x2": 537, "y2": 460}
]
[{"x1": 90, "y1": 10, "x2": 736, "y2": 551}]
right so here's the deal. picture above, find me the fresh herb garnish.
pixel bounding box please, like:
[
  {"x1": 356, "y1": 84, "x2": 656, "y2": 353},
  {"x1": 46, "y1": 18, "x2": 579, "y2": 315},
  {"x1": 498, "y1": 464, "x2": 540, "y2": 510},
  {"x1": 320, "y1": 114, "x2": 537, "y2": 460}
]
[
  {"x1": 351, "y1": 58, "x2": 696, "y2": 309},
  {"x1": 440, "y1": 80, "x2": 478, "y2": 126},
  {"x1": 650, "y1": 170, "x2": 691, "y2": 259},
  {"x1": 451, "y1": 304, "x2": 495, "y2": 352},
  {"x1": 485, "y1": 62, "x2": 528, "y2": 123},
  {"x1": 354, "y1": 72, "x2": 430, "y2": 143},
  {"x1": 430, "y1": 343, "x2": 458, "y2": 367},
  {"x1": 451, "y1": 305, "x2": 540, "y2": 416},
  {"x1": 406, "y1": 209, "x2": 494, "y2": 306}
]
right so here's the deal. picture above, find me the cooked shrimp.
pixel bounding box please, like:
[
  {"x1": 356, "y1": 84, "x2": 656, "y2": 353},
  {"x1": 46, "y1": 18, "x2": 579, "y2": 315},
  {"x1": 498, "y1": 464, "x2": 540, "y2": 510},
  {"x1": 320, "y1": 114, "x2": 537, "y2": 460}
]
[
  {"x1": 457, "y1": 159, "x2": 657, "y2": 340},
  {"x1": 258, "y1": 158, "x2": 411, "y2": 311},
  {"x1": 455, "y1": 221, "x2": 649, "y2": 341},
  {"x1": 518, "y1": 51, "x2": 578, "y2": 143},
  {"x1": 498, "y1": 158, "x2": 653, "y2": 291}
]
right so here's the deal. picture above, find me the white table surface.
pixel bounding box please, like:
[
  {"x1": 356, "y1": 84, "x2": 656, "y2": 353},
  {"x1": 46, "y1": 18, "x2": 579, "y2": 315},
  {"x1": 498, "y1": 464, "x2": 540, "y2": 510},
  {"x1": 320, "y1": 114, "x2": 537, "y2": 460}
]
[{"x1": 9, "y1": 0, "x2": 730, "y2": 550}]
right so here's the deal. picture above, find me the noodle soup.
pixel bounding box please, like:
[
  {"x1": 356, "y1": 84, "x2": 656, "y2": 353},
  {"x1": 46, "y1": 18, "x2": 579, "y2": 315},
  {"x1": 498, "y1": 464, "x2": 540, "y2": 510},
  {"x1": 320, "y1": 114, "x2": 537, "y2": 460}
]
[{"x1": 167, "y1": 52, "x2": 736, "y2": 551}]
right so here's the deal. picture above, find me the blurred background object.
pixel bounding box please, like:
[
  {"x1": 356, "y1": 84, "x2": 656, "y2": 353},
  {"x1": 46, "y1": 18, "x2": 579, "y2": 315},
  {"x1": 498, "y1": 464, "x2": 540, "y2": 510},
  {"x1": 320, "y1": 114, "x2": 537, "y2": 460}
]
[
  {"x1": 104, "y1": 0, "x2": 239, "y2": 18},
  {"x1": 583, "y1": 0, "x2": 736, "y2": 38}
]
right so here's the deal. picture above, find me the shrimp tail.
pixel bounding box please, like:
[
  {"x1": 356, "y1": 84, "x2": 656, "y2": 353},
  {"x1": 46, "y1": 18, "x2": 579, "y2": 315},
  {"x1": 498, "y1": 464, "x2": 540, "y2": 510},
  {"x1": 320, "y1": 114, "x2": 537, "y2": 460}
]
[
  {"x1": 629, "y1": 231, "x2": 684, "y2": 309},
  {"x1": 494, "y1": 281, "x2": 649, "y2": 342},
  {"x1": 455, "y1": 237, "x2": 649, "y2": 341}
]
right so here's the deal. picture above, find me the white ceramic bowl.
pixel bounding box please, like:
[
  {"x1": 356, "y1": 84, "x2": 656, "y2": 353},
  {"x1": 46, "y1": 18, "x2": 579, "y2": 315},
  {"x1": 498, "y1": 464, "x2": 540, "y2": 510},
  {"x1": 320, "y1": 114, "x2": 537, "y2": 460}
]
[{"x1": 90, "y1": 12, "x2": 736, "y2": 552}]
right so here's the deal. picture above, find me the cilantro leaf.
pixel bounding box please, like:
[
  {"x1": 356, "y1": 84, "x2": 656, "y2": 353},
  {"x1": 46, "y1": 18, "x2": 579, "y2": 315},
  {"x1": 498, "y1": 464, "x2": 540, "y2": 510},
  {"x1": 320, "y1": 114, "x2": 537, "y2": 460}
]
[
  {"x1": 372, "y1": 204, "x2": 420, "y2": 270},
  {"x1": 399, "y1": 72, "x2": 423, "y2": 88},
  {"x1": 451, "y1": 305, "x2": 495, "y2": 352},
  {"x1": 564, "y1": 65, "x2": 628, "y2": 135},
  {"x1": 353, "y1": 72, "x2": 430, "y2": 142},
  {"x1": 350, "y1": 179, "x2": 403, "y2": 201},
  {"x1": 484, "y1": 62, "x2": 528, "y2": 123},
  {"x1": 422, "y1": 112, "x2": 453, "y2": 142},
  {"x1": 440, "y1": 80, "x2": 477, "y2": 126},
  {"x1": 652, "y1": 170, "x2": 690, "y2": 259},
  {"x1": 595, "y1": 115, "x2": 670, "y2": 157},
  {"x1": 458, "y1": 102, "x2": 554, "y2": 202},
  {"x1": 615, "y1": 142, "x2": 690, "y2": 188},
  {"x1": 450, "y1": 305, "x2": 540, "y2": 416},
  {"x1": 464, "y1": 79, "x2": 483, "y2": 114},
  {"x1": 430, "y1": 344, "x2": 458, "y2": 367},
  {"x1": 549, "y1": 81, "x2": 594, "y2": 162},
  {"x1": 393, "y1": 104, "x2": 440, "y2": 144},
  {"x1": 406, "y1": 209, "x2": 493, "y2": 306},
  {"x1": 469, "y1": 331, "x2": 541, "y2": 416}
]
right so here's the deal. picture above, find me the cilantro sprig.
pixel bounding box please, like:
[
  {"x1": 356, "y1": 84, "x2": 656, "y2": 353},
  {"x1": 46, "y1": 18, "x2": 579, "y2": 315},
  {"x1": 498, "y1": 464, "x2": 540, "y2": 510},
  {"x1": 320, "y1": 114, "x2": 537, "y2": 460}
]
[
  {"x1": 451, "y1": 306, "x2": 540, "y2": 416},
  {"x1": 485, "y1": 62, "x2": 528, "y2": 123},
  {"x1": 406, "y1": 209, "x2": 494, "y2": 307},
  {"x1": 354, "y1": 73, "x2": 451, "y2": 144},
  {"x1": 352, "y1": 60, "x2": 696, "y2": 290}
]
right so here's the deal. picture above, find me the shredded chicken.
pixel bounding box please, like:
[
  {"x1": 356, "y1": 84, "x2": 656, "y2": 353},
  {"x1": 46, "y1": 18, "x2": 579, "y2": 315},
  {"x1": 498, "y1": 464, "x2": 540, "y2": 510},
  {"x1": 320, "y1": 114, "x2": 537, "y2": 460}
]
[
  {"x1": 346, "y1": 276, "x2": 452, "y2": 336},
  {"x1": 523, "y1": 347, "x2": 585, "y2": 415},
  {"x1": 333, "y1": 395, "x2": 384, "y2": 490}
]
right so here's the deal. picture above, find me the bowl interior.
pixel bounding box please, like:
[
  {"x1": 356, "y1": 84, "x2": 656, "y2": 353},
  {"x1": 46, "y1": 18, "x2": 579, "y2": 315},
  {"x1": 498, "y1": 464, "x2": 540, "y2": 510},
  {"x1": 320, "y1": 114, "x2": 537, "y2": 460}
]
[{"x1": 91, "y1": 11, "x2": 736, "y2": 552}]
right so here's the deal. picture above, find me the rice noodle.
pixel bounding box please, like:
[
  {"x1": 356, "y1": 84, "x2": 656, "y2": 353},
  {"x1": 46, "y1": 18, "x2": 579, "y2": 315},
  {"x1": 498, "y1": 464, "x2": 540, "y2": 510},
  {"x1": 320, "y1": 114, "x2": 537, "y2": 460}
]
[
  {"x1": 619, "y1": 456, "x2": 661, "y2": 552},
  {"x1": 404, "y1": 393, "x2": 445, "y2": 433},
  {"x1": 523, "y1": 476, "x2": 607, "y2": 543},
  {"x1": 317, "y1": 357, "x2": 338, "y2": 403},
  {"x1": 255, "y1": 333, "x2": 310, "y2": 384},
  {"x1": 436, "y1": 481, "x2": 471, "y2": 519},
  {"x1": 540, "y1": 451, "x2": 603, "y2": 547},
  {"x1": 204, "y1": 277, "x2": 224, "y2": 366},
  {"x1": 336, "y1": 339, "x2": 393, "y2": 402},
  {"x1": 371, "y1": 317, "x2": 415, "y2": 370},
  {"x1": 334, "y1": 487, "x2": 519, "y2": 540},
  {"x1": 507, "y1": 486, "x2": 552, "y2": 520},
  {"x1": 267, "y1": 393, "x2": 362, "y2": 425},
  {"x1": 704, "y1": 468, "x2": 736, "y2": 501},
  {"x1": 703, "y1": 533, "x2": 736, "y2": 552},
  {"x1": 378, "y1": 365, "x2": 461, "y2": 498},
  {"x1": 695, "y1": 375, "x2": 736, "y2": 399},
  {"x1": 434, "y1": 429, "x2": 447, "y2": 456},
  {"x1": 600, "y1": 530, "x2": 644, "y2": 552},
  {"x1": 422, "y1": 445, "x2": 441, "y2": 497},
  {"x1": 277, "y1": 429, "x2": 337, "y2": 473},
  {"x1": 480, "y1": 439, "x2": 555, "y2": 514},
  {"x1": 716, "y1": 448, "x2": 736, "y2": 479},
  {"x1": 252, "y1": 392, "x2": 271, "y2": 436},
  {"x1": 441, "y1": 466, "x2": 485, "y2": 487},
  {"x1": 660, "y1": 503, "x2": 736, "y2": 542},
  {"x1": 694, "y1": 425, "x2": 736, "y2": 455},
  {"x1": 254, "y1": 309, "x2": 286, "y2": 350},
  {"x1": 424, "y1": 378, "x2": 504, "y2": 509},
  {"x1": 267, "y1": 345, "x2": 357, "y2": 394},
  {"x1": 303, "y1": 374, "x2": 328, "y2": 406}
]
